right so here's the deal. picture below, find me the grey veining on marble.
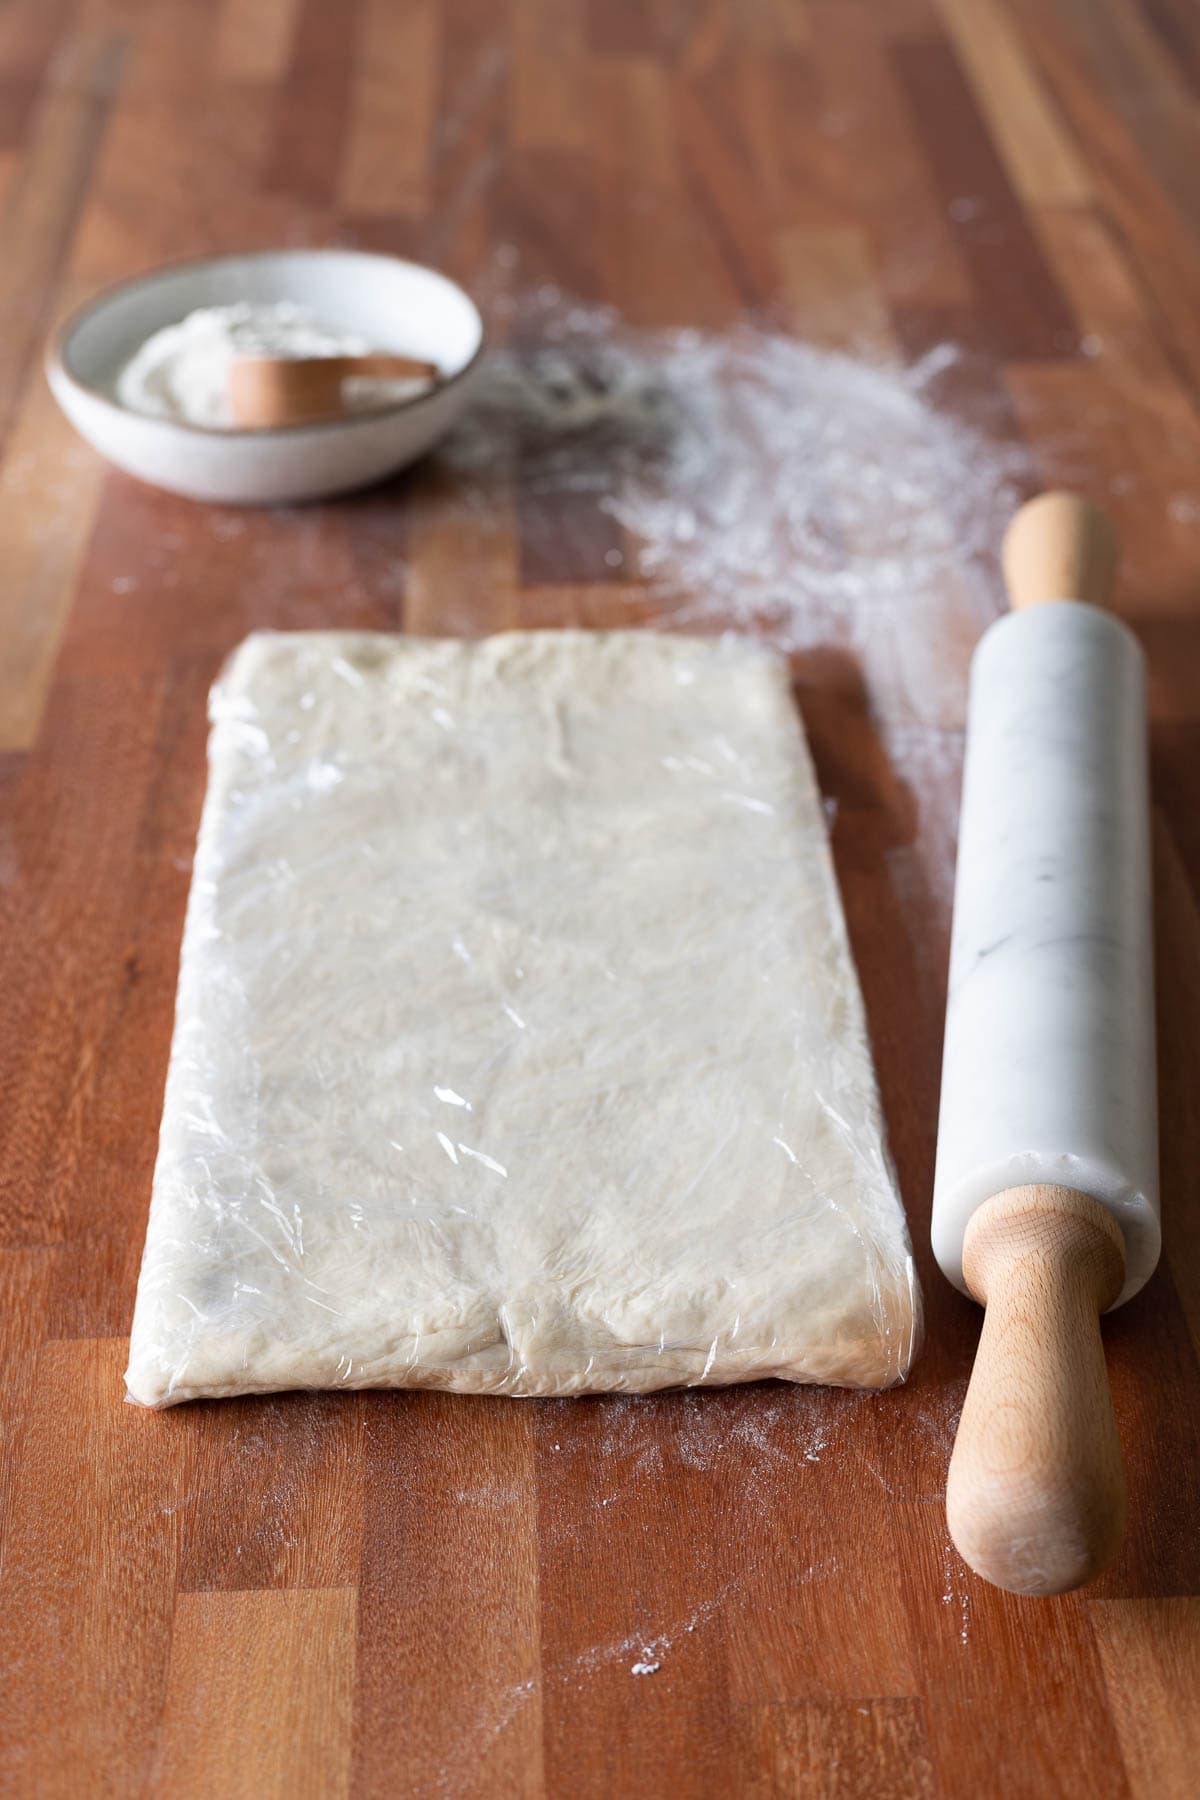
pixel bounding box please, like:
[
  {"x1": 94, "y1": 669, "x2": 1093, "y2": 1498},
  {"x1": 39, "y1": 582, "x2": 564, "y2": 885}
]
[{"x1": 933, "y1": 601, "x2": 1159, "y2": 1307}]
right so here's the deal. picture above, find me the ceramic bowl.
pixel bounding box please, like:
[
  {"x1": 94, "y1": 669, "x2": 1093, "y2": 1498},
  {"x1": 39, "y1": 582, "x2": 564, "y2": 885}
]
[{"x1": 46, "y1": 248, "x2": 486, "y2": 505}]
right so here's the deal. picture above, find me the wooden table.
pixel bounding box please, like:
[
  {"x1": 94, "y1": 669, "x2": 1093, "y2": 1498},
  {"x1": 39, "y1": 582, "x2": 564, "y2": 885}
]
[{"x1": 2, "y1": 2, "x2": 1199, "y2": 1795}]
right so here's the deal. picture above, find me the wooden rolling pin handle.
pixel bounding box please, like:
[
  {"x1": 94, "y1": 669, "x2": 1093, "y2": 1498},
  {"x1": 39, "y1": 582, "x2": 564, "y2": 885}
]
[
  {"x1": 1002, "y1": 491, "x2": 1119, "y2": 612},
  {"x1": 946, "y1": 1185, "x2": 1127, "y2": 1596}
]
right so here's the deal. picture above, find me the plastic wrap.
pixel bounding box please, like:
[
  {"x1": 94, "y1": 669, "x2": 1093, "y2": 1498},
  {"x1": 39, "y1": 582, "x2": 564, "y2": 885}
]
[{"x1": 125, "y1": 629, "x2": 920, "y2": 1407}]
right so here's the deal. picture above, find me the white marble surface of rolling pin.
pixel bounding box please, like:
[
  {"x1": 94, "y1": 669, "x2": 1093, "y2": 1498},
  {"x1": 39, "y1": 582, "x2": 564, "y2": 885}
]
[{"x1": 932, "y1": 601, "x2": 1159, "y2": 1306}]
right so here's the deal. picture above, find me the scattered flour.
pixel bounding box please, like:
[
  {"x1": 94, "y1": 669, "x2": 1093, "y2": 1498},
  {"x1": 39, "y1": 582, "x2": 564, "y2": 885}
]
[
  {"x1": 445, "y1": 289, "x2": 1029, "y2": 676},
  {"x1": 941, "y1": 1537, "x2": 974, "y2": 1646}
]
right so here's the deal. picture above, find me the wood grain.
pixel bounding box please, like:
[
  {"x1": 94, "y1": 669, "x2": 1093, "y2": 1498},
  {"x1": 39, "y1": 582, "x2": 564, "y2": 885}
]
[
  {"x1": 1154, "y1": 820, "x2": 1200, "y2": 1359},
  {"x1": 0, "y1": 29, "x2": 123, "y2": 439},
  {"x1": 0, "y1": 1340, "x2": 182, "y2": 1799},
  {"x1": 0, "y1": 315, "x2": 107, "y2": 749},
  {"x1": 511, "y1": 0, "x2": 589, "y2": 154},
  {"x1": 340, "y1": 0, "x2": 437, "y2": 217},
  {"x1": 736, "y1": 1699, "x2": 936, "y2": 1800},
  {"x1": 937, "y1": 0, "x2": 1093, "y2": 205},
  {"x1": 891, "y1": 36, "x2": 1080, "y2": 360},
  {"x1": 949, "y1": 1186, "x2": 1127, "y2": 1596},
  {"x1": 775, "y1": 225, "x2": 898, "y2": 355},
  {"x1": 153, "y1": 1588, "x2": 357, "y2": 1800},
  {"x1": 0, "y1": 1, "x2": 1198, "y2": 1795},
  {"x1": 1092, "y1": 1600, "x2": 1200, "y2": 1800},
  {"x1": 353, "y1": 1395, "x2": 542, "y2": 1799},
  {"x1": 216, "y1": 0, "x2": 301, "y2": 85},
  {"x1": 264, "y1": 0, "x2": 361, "y2": 205}
]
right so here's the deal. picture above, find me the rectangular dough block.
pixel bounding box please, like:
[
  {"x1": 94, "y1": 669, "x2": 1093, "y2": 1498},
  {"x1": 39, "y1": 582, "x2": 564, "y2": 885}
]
[{"x1": 126, "y1": 631, "x2": 920, "y2": 1406}]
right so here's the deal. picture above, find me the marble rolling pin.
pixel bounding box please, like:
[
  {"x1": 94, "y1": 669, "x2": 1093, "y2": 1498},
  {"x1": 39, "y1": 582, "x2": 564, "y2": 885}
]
[{"x1": 933, "y1": 492, "x2": 1159, "y2": 1597}]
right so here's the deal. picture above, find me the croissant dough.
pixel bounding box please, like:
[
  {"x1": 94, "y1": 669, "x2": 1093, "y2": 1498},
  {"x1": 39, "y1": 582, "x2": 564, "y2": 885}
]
[{"x1": 125, "y1": 630, "x2": 919, "y2": 1407}]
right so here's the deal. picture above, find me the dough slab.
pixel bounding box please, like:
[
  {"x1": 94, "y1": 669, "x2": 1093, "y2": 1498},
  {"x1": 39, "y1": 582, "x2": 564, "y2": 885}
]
[{"x1": 126, "y1": 631, "x2": 920, "y2": 1406}]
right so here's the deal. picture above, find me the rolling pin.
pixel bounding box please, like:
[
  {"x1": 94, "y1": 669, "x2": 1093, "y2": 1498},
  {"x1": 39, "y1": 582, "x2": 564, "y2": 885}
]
[{"x1": 933, "y1": 492, "x2": 1159, "y2": 1597}]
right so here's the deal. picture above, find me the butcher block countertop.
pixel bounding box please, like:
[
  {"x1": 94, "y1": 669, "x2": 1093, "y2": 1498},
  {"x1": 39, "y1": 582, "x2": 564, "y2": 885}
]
[{"x1": 2, "y1": 2, "x2": 1200, "y2": 1796}]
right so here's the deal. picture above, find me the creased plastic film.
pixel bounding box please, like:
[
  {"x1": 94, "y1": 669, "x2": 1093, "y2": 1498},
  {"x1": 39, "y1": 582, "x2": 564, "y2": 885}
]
[{"x1": 126, "y1": 630, "x2": 920, "y2": 1406}]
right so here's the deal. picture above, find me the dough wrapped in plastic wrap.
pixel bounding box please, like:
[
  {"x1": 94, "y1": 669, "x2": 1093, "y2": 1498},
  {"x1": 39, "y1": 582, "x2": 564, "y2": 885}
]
[{"x1": 126, "y1": 630, "x2": 920, "y2": 1406}]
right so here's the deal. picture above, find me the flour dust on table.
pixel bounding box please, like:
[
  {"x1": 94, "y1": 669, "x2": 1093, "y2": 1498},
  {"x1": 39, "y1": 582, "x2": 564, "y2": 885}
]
[
  {"x1": 445, "y1": 289, "x2": 1029, "y2": 664},
  {"x1": 125, "y1": 630, "x2": 920, "y2": 1406}
]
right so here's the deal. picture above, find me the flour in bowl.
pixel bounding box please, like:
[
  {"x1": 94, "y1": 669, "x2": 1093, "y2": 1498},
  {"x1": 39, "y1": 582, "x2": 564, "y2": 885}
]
[{"x1": 114, "y1": 301, "x2": 434, "y2": 427}]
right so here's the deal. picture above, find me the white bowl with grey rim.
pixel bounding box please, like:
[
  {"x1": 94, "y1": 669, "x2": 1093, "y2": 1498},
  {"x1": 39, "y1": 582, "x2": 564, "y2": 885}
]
[{"x1": 46, "y1": 248, "x2": 486, "y2": 506}]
